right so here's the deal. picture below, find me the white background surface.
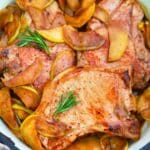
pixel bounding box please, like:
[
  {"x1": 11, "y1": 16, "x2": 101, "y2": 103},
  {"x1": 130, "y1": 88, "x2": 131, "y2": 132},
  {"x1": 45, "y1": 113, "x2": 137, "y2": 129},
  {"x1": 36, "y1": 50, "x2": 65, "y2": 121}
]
[{"x1": 0, "y1": 0, "x2": 150, "y2": 150}]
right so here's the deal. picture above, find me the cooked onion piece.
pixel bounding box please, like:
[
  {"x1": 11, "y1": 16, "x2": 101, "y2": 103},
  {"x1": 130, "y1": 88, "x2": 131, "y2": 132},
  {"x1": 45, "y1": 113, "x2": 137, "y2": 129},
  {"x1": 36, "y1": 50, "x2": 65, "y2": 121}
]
[
  {"x1": 100, "y1": 135, "x2": 128, "y2": 150},
  {"x1": 65, "y1": 3, "x2": 95, "y2": 28},
  {"x1": 50, "y1": 50, "x2": 75, "y2": 80},
  {"x1": 94, "y1": 5, "x2": 110, "y2": 24},
  {"x1": 0, "y1": 87, "x2": 19, "y2": 130},
  {"x1": 137, "y1": 87, "x2": 150, "y2": 120},
  {"x1": 67, "y1": 136, "x2": 101, "y2": 150},
  {"x1": 12, "y1": 85, "x2": 40, "y2": 110},
  {"x1": 108, "y1": 21, "x2": 128, "y2": 61},
  {"x1": 63, "y1": 25, "x2": 105, "y2": 50},
  {"x1": 16, "y1": 0, "x2": 54, "y2": 10},
  {"x1": 37, "y1": 27, "x2": 64, "y2": 43},
  {"x1": 3, "y1": 58, "x2": 43, "y2": 87},
  {"x1": 20, "y1": 115, "x2": 44, "y2": 150}
]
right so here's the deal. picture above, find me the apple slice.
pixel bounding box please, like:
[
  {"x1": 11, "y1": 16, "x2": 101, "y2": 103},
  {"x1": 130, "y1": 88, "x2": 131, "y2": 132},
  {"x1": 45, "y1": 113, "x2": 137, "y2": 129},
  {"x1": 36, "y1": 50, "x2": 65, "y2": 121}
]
[
  {"x1": 108, "y1": 21, "x2": 128, "y2": 62},
  {"x1": 0, "y1": 87, "x2": 19, "y2": 130},
  {"x1": 37, "y1": 26, "x2": 64, "y2": 43},
  {"x1": 20, "y1": 115, "x2": 44, "y2": 150},
  {"x1": 144, "y1": 21, "x2": 150, "y2": 49},
  {"x1": 50, "y1": 50, "x2": 75, "y2": 80},
  {"x1": 12, "y1": 104, "x2": 33, "y2": 120},
  {"x1": 75, "y1": 0, "x2": 95, "y2": 15},
  {"x1": 137, "y1": 87, "x2": 150, "y2": 120},
  {"x1": 100, "y1": 135, "x2": 128, "y2": 150},
  {"x1": 66, "y1": 136, "x2": 100, "y2": 150},
  {"x1": 58, "y1": 0, "x2": 66, "y2": 11},
  {"x1": 63, "y1": 25, "x2": 105, "y2": 50},
  {"x1": 5, "y1": 15, "x2": 21, "y2": 44},
  {"x1": 94, "y1": 6, "x2": 110, "y2": 24},
  {"x1": 0, "y1": 8, "x2": 13, "y2": 29},
  {"x1": 36, "y1": 116, "x2": 67, "y2": 138},
  {"x1": 65, "y1": 3, "x2": 95, "y2": 28},
  {"x1": 12, "y1": 85, "x2": 40, "y2": 110},
  {"x1": 66, "y1": 0, "x2": 80, "y2": 12},
  {"x1": 16, "y1": 0, "x2": 54, "y2": 10},
  {"x1": 3, "y1": 58, "x2": 43, "y2": 87}
]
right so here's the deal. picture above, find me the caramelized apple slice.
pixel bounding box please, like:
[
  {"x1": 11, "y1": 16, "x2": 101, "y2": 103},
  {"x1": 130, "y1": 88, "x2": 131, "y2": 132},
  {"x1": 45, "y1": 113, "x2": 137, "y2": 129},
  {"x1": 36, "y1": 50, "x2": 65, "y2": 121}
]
[
  {"x1": 94, "y1": 6, "x2": 110, "y2": 24},
  {"x1": 0, "y1": 8, "x2": 13, "y2": 28},
  {"x1": 50, "y1": 50, "x2": 75, "y2": 80},
  {"x1": 58, "y1": 0, "x2": 66, "y2": 11},
  {"x1": 66, "y1": 0, "x2": 80, "y2": 11},
  {"x1": 108, "y1": 21, "x2": 128, "y2": 61},
  {"x1": 5, "y1": 15, "x2": 21, "y2": 44},
  {"x1": 144, "y1": 21, "x2": 150, "y2": 49},
  {"x1": 16, "y1": 0, "x2": 26, "y2": 10},
  {"x1": 137, "y1": 87, "x2": 150, "y2": 120},
  {"x1": 27, "y1": 7, "x2": 50, "y2": 30},
  {"x1": 37, "y1": 27, "x2": 64, "y2": 43},
  {"x1": 63, "y1": 25, "x2": 105, "y2": 50},
  {"x1": 16, "y1": 0, "x2": 54, "y2": 10},
  {"x1": 12, "y1": 104, "x2": 33, "y2": 120},
  {"x1": 65, "y1": 3, "x2": 95, "y2": 28},
  {"x1": 0, "y1": 88, "x2": 19, "y2": 130},
  {"x1": 20, "y1": 115, "x2": 44, "y2": 150},
  {"x1": 3, "y1": 58, "x2": 43, "y2": 87},
  {"x1": 67, "y1": 136, "x2": 101, "y2": 150},
  {"x1": 20, "y1": 14, "x2": 28, "y2": 33},
  {"x1": 36, "y1": 116, "x2": 67, "y2": 138},
  {"x1": 75, "y1": 0, "x2": 95, "y2": 15},
  {"x1": 12, "y1": 85, "x2": 40, "y2": 110},
  {"x1": 6, "y1": 4, "x2": 22, "y2": 17},
  {"x1": 100, "y1": 135, "x2": 128, "y2": 150}
]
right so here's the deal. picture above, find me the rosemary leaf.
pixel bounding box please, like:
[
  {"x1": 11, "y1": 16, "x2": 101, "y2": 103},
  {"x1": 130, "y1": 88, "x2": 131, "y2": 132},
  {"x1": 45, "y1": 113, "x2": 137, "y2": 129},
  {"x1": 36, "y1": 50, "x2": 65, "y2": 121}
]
[
  {"x1": 54, "y1": 91, "x2": 78, "y2": 115},
  {"x1": 17, "y1": 27, "x2": 49, "y2": 54}
]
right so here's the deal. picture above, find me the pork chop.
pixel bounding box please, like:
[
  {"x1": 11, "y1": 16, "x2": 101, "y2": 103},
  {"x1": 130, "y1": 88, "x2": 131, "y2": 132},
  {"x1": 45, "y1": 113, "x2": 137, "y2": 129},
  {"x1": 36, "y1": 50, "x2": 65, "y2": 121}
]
[
  {"x1": 0, "y1": 44, "x2": 75, "y2": 90},
  {"x1": 36, "y1": 67, "x2": 140, "y2": 150},
  {"x1": 77, "y1": 0, "x2": 150, "y2": 89}
]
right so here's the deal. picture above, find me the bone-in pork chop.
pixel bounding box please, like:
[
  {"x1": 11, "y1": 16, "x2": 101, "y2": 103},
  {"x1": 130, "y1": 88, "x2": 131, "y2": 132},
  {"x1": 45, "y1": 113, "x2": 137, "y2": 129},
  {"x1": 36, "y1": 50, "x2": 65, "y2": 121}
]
[
  {"x1": 77, "y1": 0, "x2": 150, "y2": 89},
  {"x1": 36, "y1": 67, "x2": 140, "y2": 150}
]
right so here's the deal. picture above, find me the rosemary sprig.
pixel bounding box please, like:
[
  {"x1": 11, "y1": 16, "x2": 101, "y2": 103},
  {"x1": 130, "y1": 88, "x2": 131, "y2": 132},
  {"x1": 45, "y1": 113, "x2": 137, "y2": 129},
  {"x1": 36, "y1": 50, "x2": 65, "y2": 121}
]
[
  {"x1": 17, "y1": 27, "x2": 49, "y2": 54},
  {"x1": 54, "y1": 91, "x2": 78, "y2": 115}
]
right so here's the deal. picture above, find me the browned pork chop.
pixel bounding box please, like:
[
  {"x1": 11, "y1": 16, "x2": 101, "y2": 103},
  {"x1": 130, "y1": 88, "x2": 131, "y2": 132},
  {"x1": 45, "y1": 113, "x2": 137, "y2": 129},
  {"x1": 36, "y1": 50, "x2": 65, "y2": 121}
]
[
  {"x1": 36, "y1": 67, "x2": 140, "y2": 150},
  {"x1": 78, "y1": 0, "x2": 150, "y2": 89},
  {"x1": 0, "y1": 44, "x2": 75, "y2": 90}
]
